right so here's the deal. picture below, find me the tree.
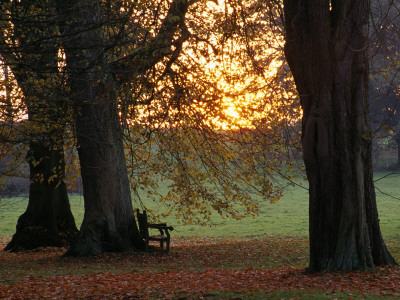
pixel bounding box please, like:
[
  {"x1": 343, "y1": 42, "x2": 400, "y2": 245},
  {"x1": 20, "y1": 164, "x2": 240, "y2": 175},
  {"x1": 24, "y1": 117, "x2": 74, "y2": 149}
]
[
  {"x1": 55, "y1": 0, "x2": 202, "y2": 255},
  {"x1": 0, "y1": 0, "x2": 77, "y2": 251},
  {"x1": 120, "y1": 0, "x2": 301, "y2": 225},
  {"x1": 55, "y1": 0, "x2": 143, "y2": 255},
  {"x1": 1, "y1": 0, "x2": 300, "y2": 255},
  {"x1": 283, "y1": 0, "x2": 397, "y2": 272}
]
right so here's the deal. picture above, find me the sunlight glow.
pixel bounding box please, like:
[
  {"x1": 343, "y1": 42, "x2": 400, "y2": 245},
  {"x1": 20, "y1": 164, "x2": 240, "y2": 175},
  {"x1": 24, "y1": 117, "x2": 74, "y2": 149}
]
[
  {"x1": 0, "y1": 60, "x2": 27, "y2": 122},
  {"x1": 124, "y1": 0, "x2": 299, "y2": 131}
]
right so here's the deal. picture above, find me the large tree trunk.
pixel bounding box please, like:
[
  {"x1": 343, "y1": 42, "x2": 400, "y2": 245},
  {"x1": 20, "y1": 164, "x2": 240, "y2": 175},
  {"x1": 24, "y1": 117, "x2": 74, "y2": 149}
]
[
  {"x1": 57, "y1": 0, "x2": 145, "y2": 256},
  {"x1": 283, "y1": 0, "x2": 397, "y2": 272},
  {"x1": 5, "y1": 139, "x2": 77, "y2": 251},
  {"x1": 3, "y1": 0, "x2": 78, "y2": 251}
]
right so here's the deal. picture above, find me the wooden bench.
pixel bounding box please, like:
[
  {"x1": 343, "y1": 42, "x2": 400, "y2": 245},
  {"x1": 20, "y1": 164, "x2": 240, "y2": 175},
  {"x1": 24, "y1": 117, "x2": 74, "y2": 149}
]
[{"x1": 136, "y1": 209, "x2": 173, "y2": 253}]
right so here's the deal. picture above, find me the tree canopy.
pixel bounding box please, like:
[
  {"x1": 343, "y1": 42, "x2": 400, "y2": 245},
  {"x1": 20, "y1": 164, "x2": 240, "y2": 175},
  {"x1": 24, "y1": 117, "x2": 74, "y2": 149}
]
[{"x1": 0, "y1": 0, "x2": 301, "y2": 224}]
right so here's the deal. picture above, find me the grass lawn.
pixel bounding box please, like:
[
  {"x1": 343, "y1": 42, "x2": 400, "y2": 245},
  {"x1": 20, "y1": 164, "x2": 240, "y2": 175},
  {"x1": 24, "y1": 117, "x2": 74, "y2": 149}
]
[
  {"x1": 1, "y1": 172, "x2": 399, "y2": 239},
  {"x1": 0, "y1": 172, "x2": 399, "y2": 299}
]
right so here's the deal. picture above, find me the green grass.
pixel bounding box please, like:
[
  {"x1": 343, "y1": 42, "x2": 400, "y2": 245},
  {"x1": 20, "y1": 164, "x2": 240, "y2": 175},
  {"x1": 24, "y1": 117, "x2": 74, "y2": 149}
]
[{"x1": 0, "y1": 172, "x2": 399, "y2": 240}]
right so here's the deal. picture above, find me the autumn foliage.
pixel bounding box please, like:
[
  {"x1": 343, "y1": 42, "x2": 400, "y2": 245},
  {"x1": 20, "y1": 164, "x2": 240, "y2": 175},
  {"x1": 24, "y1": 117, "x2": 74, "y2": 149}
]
[{"x1": 1, "y1": 236, "x2": 399, "y2": 299}]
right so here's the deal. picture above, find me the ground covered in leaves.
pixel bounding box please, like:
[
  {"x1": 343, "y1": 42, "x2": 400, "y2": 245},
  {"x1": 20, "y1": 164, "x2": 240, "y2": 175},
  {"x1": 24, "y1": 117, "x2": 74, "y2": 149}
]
[{"x1": 1, "y1": 235, "x2": 400, "y2": 299}]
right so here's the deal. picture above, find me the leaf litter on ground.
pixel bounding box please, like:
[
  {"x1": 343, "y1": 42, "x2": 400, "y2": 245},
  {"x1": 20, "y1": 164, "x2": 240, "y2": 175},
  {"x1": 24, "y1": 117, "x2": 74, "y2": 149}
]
[{"x1": 0, "y1": 235, "x2": 399, "y2": 299}]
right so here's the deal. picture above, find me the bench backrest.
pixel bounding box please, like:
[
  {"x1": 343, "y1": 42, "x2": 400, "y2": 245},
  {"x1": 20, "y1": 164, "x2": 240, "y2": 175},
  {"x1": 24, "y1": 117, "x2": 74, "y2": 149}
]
[{"x1": 136, "y1": 209, "x2": 149, "y2": 238}]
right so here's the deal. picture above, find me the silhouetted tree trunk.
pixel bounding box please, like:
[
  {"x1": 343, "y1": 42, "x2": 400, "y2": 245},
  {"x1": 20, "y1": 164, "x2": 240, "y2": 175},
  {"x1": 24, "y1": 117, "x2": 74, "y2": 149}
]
[
  {"x1": 5, "y1": 139, "x2": 77, "y2": 251},
  {"x1": 57, "y1": 0, "x2": 145, "y2": 256},
  {"x1": 3, "y1": 0, "x2": 78, "y2": 251},
  {"x1": 57, "y1": 0, "x2": 192, "y2": 256},
  {"x1": 283, "y1": 0, "x2": 397, "y2": 272}
]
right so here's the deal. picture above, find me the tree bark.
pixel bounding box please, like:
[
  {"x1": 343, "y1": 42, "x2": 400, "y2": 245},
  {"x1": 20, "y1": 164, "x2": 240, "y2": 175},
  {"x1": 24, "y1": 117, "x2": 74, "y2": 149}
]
[
  {"x1": 3, "y1": 0, "x2": 78, "y2": 251},
  {"x1": 5, "y1": 140, "x2": 77, "y2": 251},
  {"x1": 57, "y1": 0, "x2": 145, "y2": 256},
  {"x1": 283, "y1": 0, "x2": 397, "y2": 272}
]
